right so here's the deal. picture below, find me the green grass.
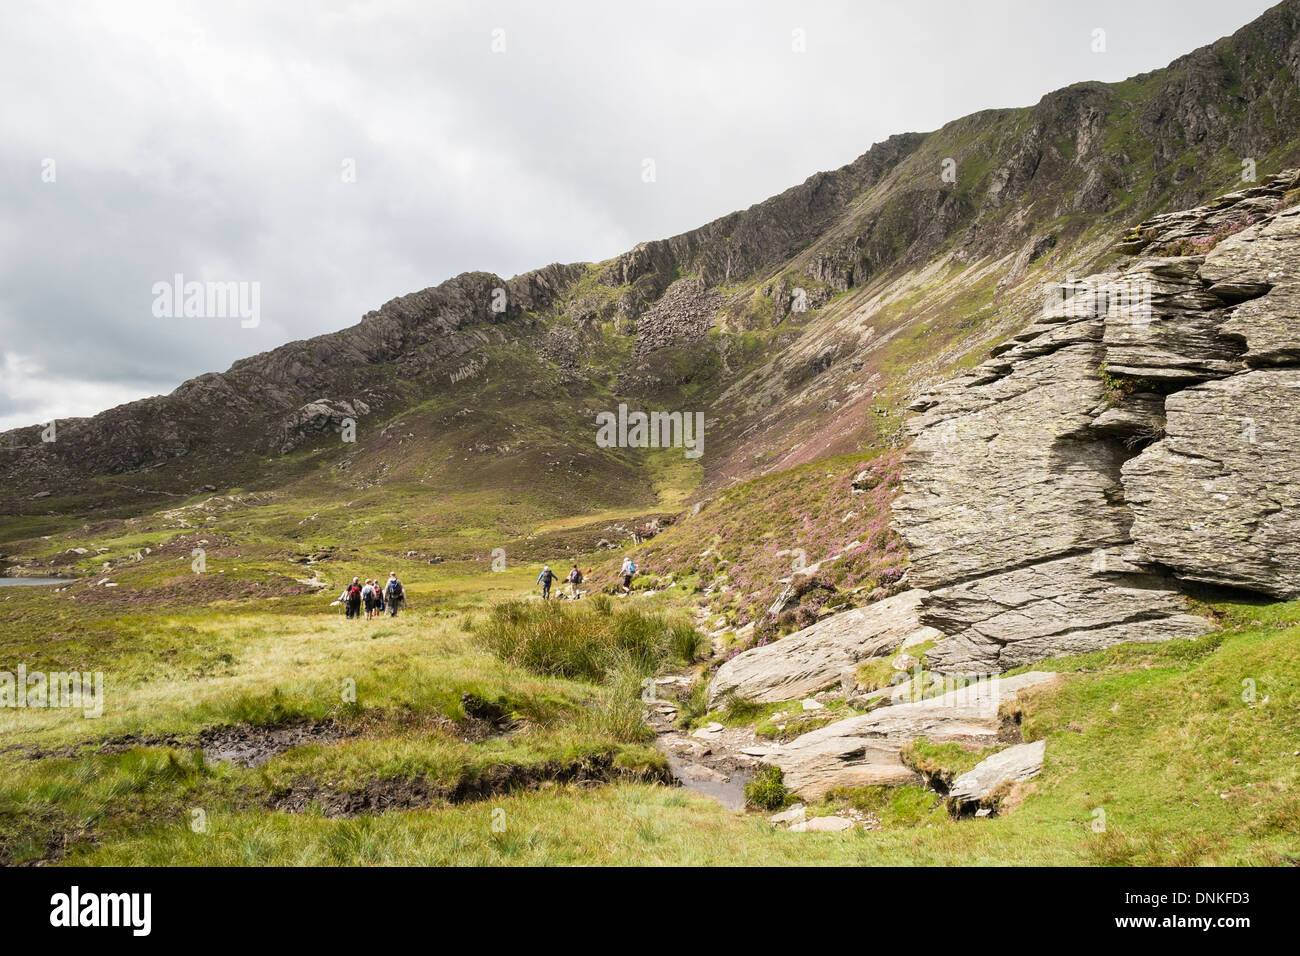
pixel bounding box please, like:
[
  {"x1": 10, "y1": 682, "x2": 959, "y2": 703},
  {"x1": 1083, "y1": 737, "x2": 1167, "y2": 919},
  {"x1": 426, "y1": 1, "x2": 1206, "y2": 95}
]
[{"x1": 3, "y1": 584, "x2": 1299, "y2": 864}]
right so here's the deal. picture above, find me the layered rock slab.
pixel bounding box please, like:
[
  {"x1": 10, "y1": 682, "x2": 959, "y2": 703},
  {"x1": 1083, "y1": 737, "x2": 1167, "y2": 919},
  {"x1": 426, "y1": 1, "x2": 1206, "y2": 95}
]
[
  {"x1": 947, "y1": 739, "x2": 1046, "y2": 813},
  {"x1": 1119, "y1": 204, "x2": 1300, "y2": 599},
  {"x1": 708, "y1": 589, "x2": 940, "y2": 705},
  {"x1": 1123, "y1": 369, "x2": 1300, "y2": 598},
  {"x1": 766, "y1": 671, "x2": 1055, "y2": 799},
  {"x1": 895, "y1": 292, "x2": 1208, "y2": 673}
]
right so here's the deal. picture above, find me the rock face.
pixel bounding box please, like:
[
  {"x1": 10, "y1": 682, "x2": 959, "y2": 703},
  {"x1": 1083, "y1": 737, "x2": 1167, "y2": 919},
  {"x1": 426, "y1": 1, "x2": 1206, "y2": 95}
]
[
  {"x1": 895, "y1": 171, "x2": 1300, "y2": 672},
  {"x1": 767, "y1": 671, "x2": 1056, "y2": 800},
  {"x1": 946, "y1": 739, "x2": 1046, "y2": 813},
  {"x1": 708, "y1": 589, "x2": 941, "y2": 705},
  {"x1": 1122, "y1": 204, "x2": 1300, "y2": 599}
]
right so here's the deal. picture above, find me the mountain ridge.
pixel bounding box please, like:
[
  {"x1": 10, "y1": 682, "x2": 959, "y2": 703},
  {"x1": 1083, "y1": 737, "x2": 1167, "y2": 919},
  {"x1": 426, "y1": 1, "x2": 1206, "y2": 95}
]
[{"x1": 5, "y1": 0, "x2": 1300, "y2": 522}]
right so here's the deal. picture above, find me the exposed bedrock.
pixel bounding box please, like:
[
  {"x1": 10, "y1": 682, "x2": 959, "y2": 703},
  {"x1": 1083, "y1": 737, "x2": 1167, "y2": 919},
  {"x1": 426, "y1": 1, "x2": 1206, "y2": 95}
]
[{"x1": 894, "y1": 172, "x2": 1300, "y2": 672}]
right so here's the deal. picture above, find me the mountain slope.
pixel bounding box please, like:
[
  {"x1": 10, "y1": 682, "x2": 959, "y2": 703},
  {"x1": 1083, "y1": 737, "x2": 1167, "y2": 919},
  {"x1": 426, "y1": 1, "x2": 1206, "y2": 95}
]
[{"x1": 4, "y1": 0, "x2": 1300, "y2": 537}]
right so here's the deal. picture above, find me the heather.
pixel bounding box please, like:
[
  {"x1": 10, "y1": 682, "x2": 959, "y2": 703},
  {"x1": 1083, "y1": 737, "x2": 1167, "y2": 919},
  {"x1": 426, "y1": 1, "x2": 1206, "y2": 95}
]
[{"x1": 600, "y1": 451, "x2": 908, "y2": 630}]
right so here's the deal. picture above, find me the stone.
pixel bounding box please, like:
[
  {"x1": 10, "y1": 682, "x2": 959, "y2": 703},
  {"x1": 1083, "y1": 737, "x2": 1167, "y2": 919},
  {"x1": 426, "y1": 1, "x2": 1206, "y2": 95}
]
[
  {"x1": 1123, "y1": 369, "x2": 1300, "y2": 598},
  {"x1": 1100, "y1": 259, "x2": 1241, "y2": 382},
  {"x1": 790, "y1": 815, "x2": 854, "y2": 832},
  {"x1": 691, "y1": 722, "x2": 725, "y2": 739},
  {"x1": 768, "y1": 804, "x2": 807, "y2": 824},
  {"x1": 895, "y1": 296, "x2": 1209, "y2": 671},
  {"x1": 925, "y1": 550, "x2": 1209, "y2": 672},
  {"x1": 767, "y1": 671, "x2": 1056, "y2": 799},
  {"x1": 947, "y1": 739, "x2": 1046, "y2": 812},
  {"x1": 1202, "y1": 206, "x2": 1300, "y2": 366},
  {"x1": 708, "y1": 590, "x2": 941, "y2": 705},
  {"x1": 801, "y1": 699, "x2": 824, "y2": 711},
  {"x1": 674, "y1": 762, "x2": 729, "y2": 783},
  {"x1": 1090, "y1": 392, "x2": 1165, "y2": 440}
]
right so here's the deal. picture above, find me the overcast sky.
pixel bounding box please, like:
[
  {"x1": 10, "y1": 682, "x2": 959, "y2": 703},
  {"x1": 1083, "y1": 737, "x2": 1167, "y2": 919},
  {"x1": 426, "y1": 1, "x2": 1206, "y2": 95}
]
[{"x1": 0, "y1": 0, "x2": 1277, "y2": 430}]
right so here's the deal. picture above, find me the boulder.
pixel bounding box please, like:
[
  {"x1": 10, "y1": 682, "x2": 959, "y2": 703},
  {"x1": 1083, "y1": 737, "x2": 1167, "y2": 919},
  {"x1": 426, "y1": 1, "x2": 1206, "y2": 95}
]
[
  {"x1": 708, "y1": 590, "x2": 941, "y2": 705},
  {"x1": 946, "y1": 739, "x2": 1046, "y2": 813},
  {"x1": 276, "y1": 398, "x2": 371, "y2": 454},
  {"x1": 790, "y1": 815, "x2": 854, "y2": 832},
  {"x1": 766, "y1": 671, "x2": 1056, "y2": 799}
]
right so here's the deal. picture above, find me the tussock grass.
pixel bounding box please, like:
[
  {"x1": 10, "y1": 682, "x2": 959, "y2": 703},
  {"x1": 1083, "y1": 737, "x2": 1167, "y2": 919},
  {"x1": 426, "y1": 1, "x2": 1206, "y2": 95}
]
[
  {"x1": 744, "y1": 766, "x2": 788, "y2": 811},
  {"x1": 477, "y1": 599, "x2": 703, "y2": 683}
]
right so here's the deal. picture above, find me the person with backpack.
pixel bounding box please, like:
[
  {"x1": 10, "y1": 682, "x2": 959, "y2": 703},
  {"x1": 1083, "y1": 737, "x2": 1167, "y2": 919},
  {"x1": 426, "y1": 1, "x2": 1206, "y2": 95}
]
[
  {"x1": 345, "y1": 577, "x2": 363, "y2": 619},
  {"x1": 384, "y1": 572, "x2": 405, "y2": 616},
  {"x1": 373, "y1": 573, "x2": 385, "y2": 614},
  {"x1": 620, "y1": 556, "x2": 636, "y2": 595},
  {"x1": 362, "y1": 579, "x2": 379, "y2": 619},
  {"x1": 537, "y1": 565, "x2": 557, "y2": 600},
  {"x1": 566, "y1": 563, "x2": 583, "y2": 599}
]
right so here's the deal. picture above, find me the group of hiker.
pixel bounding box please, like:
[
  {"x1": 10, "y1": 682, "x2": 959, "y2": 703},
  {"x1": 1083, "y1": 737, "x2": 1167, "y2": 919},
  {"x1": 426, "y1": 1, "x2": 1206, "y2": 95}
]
[
  {"x1": 331, "y1": 555, "x2": 639, "y2": 616},
  {"x1": 535, "y1": 555, "x2": 637, "y2": 600},
  {"x1": 337, "y1": 572, "x2": 405, "y2": 619}
]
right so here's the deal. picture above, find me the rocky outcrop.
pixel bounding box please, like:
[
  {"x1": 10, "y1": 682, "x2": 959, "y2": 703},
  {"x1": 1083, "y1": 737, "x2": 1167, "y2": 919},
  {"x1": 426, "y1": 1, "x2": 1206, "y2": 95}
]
[
  {"x1": 893, "y1": 282, "x2": 1211, "y2": 672},
  {"x1": 708, "y1": 590, "x2": 940, "y2": 706},
  {"x1": 766, "y1": 671, "x2": 1056, "y2": 799},
  {"x1": 946, "y1": 739, "x2": 1045, "y2": 813},
  {"x1": 1120, "y1": 203, "x2": 1300, "y2": 598},
  {"x1": 0, "y1": 266, "x2": 584, "y2": 507},
  {"x1": 276, "y1": 398, "x2": 372, "y2": 454},
  {"x1": 895, "y1": 171, "x2": 1300, "y2": 672},
  {"x1": 1124, "y1": 370, "x2": 1300, "y2": 598}
]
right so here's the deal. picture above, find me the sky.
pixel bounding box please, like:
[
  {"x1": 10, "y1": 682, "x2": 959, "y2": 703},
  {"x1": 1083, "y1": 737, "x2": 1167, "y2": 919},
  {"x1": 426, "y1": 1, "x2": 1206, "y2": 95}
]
[{"x1": 0, "y1": 0, "x2": 1279, "y2": 430}]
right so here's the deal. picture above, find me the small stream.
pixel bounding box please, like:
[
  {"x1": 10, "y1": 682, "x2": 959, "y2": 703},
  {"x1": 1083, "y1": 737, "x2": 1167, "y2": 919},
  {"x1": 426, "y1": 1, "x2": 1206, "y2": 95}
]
[
  {"x1": 0, "y1": 577, "x2": 72, "y2": 587},
  {"x1": 662, "y1": 750, "x2": 753, "y2": 811}
]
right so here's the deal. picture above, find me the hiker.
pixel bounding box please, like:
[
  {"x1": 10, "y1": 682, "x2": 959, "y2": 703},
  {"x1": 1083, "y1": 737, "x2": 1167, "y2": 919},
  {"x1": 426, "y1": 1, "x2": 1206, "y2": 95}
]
[
  {"x1": 345, "y1": 577, "x2": 363, "y2": 619},
  {"x1": 566, "y1": 563, "x2": 583, "y2": 599},
  {"x1": 384, "y1": 572, "x2": 404, "y2": 617},
  {"x1": 620, "y1": 556, "x2": 636, "y2": 595},
  {"x1": 362, "y1": 578, "x2": 378, "y2": 619},
  {"x1": 537, "y1": 565, "x2": 557, "y2": 600},
  {"x1": 373, "y1": 574, "x2": 385, "y2": 614}
]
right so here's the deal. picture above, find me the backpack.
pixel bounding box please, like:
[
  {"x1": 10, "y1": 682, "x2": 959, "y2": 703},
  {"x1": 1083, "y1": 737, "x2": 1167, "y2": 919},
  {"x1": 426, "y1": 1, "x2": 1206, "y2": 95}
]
[
  {"x1": 569, "y1": 568, "x2": 581, "y2": 584},
  {"x1": 347, "y1": 584, "x2": 361, "y2": 599},
  {"x1": 389, "y1": 580, "x2": 403, "y2": 599},
  {"x1": 628, "y1": 562, "x2": 636, "y2": 575}
]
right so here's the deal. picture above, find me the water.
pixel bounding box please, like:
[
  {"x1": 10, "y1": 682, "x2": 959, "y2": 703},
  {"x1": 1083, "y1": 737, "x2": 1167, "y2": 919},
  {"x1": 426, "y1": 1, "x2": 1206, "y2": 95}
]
[
  {"x1": 0, "y1": 577, "x2": 71, "y2": 587},
  {"x1": 662, "y1": 751, "x2": 753, "y2": 811}
]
